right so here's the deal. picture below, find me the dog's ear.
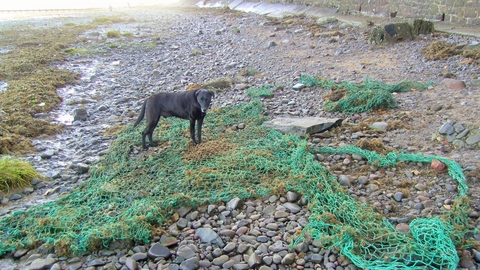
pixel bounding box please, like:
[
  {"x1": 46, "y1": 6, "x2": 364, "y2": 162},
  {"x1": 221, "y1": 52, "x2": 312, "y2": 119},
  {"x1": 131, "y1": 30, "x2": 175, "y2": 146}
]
[{"x1": 209, "y1": 90, "x2": 215, "y2": 99}]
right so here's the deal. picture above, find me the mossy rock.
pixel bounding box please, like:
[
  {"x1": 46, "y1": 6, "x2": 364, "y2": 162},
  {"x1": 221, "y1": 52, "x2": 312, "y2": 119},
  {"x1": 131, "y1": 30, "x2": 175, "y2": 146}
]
[
  {"x1": 369, "y1": 19, "x2": 435, "y2": 45},
  {"x1": 413, "y1": 19, "x2": 435, "y2": 35},
  {"x1": 369, "y1": 22, "x2": 413, "y2": 44}
]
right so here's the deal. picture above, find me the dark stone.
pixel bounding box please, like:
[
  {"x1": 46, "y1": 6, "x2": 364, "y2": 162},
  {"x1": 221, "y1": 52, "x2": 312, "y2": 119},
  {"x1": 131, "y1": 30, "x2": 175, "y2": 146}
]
[
  {"x1": 148, "y1": 243, "x2": 171, "y2": 259},
  {"x1": 73, "y1": 107, "x2": 88, "y2": 121}
]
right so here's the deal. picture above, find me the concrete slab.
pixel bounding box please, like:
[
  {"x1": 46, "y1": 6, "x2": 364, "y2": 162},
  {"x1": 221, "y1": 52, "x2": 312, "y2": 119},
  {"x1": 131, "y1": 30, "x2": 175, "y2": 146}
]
[{"x1": 262, "y1": 117, "x2": 343, "y2": 137}]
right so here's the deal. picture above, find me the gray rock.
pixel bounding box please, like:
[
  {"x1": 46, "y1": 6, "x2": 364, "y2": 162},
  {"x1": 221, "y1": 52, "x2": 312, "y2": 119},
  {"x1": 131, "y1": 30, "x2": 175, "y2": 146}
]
[
  {"x1": 88, "y1": 259, "x2": 106, "y2": 266},
  {"x1": 272, "y1": 253, "x2": 282, "y2": 264},
  {"x1": 473, "y1": 249, "x2": 480, "y2": 262},
  {"x1": 125, "y1": 258, "x2": 137, "y2": 270},
  {"x1": 212, "y1": 255, "x2": 229, "y2": 266},
  {"x1": 176, "y1": 246, "x2": 196, "y2": 260},
  {"x1": 466, "y1": 134, "x2": 480, "y2": 145},
  {"x1": 29, "y1": 257, "x2": 57, "y2": 270},
  {"x1": 338, "y1": 175, "x2": 351, "y2": 186},
  {"x1": 263, "y1": 205, "x2": 276, "y2": 215},
  {"x1": 148, "y1": 243, "x2": 171, "y2": 259},
  {"x1": 73, "y1": 107, "x2": 88, "y2": 121},
  {"x1": 248, "y1": 253, "x2": 261, "y2": 267},
  {"x1": 72, "y1": 163, "x2": 89, "y2": 174},
  {"x1": 262, "y1": 117, "x2": 343, "y2": 137},
  {"x1": 13, "y1": 249, "x2": 29, "y2": 259},
  {"x1": 9, "y1": 193, "x2": 22, "y2": 200},
  {"x1": 266, "y1": 41, "x2": 277, "y2": 48},
  {"x1": 274, "y1": 211, "x2": 289, "y2": 218},
  {"x1": 452, "y1": 140, "x2": 465, "y2": 148},
  {"x1": 219, "y1": 229, "x2": 236, "y2": 238},
  {"x1": 199, "y1": 260, "x2": 212, "y2": 268},
  {"x1": 176, "y1": 218, "x2": 188, "y2": 230},
  {"x1": 212, "y1": 247, "x2": 223, "y2": 258},
  {"x1": 180, "y1": 257, "x2": 199, "y2": 270},
  {"x1": 430, "y1": 104, "x2": 443, "y2": 112},
  {"x1": 176, "y1": 206, "x2": 192, "y2": 217},
  {"x1": 357, "y1": 176, "x2": 369, "y2": 185},
  {"x1": 262, "y1": 256, "x2": 273, "y2": 265},
  {"x1": 393, "y1": 192, "x2": 404, "y2": 202},
  {"x1": 222, "y1": 259, "x2": 236, "y2": 269},
  {"x1": 456, "y1": 129, "x2": 470, "y2": 139},
  {"x1": 292, "y1": 83, "x2": 306, "y2": 90},
  {"x1": 237, "y1": 219, "x2": 249, "y2": 228},
  {"x1": 223, "y1": 242, "x2": 236, "y2": 253},
  {"x1": 352, "y1": 153, "x2": 363, "y2": 160},
  {"x1": 50, "y1": 262, "x2": 62, "y2": 270},
  {"x1": 414, "y1": 183, "x2": 427, "y2": 191},
  {"x1": 281, "y1": 253, "x2": 296, "y2": 265},
  {"x1": 286, "y1": 191, "x2": 299, "y2": 202},
  {"x1": 196, "y1": 228, "x2": 224, "y2": 247},
  {"x1": 257, "y1": 236, "x2": 269, "y2": 242},
  {"x1": 283, "y1": 202, "x2": 301, "y2": 213},
  {"x1": 233, "y1": 263, "x2": 250, "y2": 270},
  {"x1": 232, "y1": 243, "x2": 247, "y2": 256},
  {"x1": 453, "y1": 122, "x2": 465, "y2": 133},
  {"x1": 438, "y1": 121, "x2": 455, "y2": 135},
  {"x1": 459, "y1": 254, "x2": 475, "y2": 268},
  {"x1": 266, "y1": 223, "x2": 278, "y2": 231},
  {"x1": 40, "y1": 150, "x2": 55, "y2": 159},
  {"x1": 370, "y1": 122, "x2": 388, "y2": 131},
  {"x1": 227, "y1": 197, "x2": 243, "y2": 210},
  {"x1": 239, "y1": 235, "x2": 256, "y2": 243}
]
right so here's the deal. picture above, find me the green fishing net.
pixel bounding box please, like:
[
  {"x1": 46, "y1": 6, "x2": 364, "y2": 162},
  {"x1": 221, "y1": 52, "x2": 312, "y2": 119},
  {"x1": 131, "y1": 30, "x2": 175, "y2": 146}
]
[
  {"x1": 298, "y1": 74, "x2": 434, "y2": 113},
  {"x1": 0, "y1": 88, "x2": 470, "y2": 269}
]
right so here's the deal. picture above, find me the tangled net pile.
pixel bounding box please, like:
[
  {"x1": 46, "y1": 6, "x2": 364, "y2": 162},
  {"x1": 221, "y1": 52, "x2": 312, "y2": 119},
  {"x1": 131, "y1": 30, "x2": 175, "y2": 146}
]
[
  {"x1": 0, "y1": 89, "x2": 472, "y2": 269},
  {"x1": 299, "y1": 74, "x2": 434, "y2": 113}
]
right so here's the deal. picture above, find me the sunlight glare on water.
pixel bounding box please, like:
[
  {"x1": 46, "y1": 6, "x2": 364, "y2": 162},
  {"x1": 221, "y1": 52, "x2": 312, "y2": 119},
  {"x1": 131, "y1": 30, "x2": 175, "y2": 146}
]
[{"x1": 1, "y1": 0, "x2": 180, "y2": 10}]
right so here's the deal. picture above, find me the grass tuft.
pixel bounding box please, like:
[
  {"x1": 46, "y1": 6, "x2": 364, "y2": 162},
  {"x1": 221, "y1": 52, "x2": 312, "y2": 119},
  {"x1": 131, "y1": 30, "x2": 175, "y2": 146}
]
[
  {"x1": 0, "y1": 157, "x2": 40, "y2": 192},
  {"x1": 106, "y1": 30, "x2": 121, "y2": 38}
]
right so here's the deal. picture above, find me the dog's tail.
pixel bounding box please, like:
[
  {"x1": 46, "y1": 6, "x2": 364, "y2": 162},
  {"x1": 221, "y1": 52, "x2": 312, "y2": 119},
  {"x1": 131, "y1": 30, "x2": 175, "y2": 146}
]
[{"x1": 133, "y1": 100, "x2": 146, "y2": 128}]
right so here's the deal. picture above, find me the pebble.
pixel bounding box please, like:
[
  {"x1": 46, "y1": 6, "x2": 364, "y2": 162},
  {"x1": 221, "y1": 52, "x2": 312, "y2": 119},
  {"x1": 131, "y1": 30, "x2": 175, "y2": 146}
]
[{"x1": 440, "y1": 78, "x2": 467, "y2": 89}]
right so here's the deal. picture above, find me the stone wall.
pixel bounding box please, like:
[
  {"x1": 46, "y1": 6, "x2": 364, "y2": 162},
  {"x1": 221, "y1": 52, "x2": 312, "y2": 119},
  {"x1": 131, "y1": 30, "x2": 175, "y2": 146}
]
[{"x1": 245, "y1": 0, "x2": 480, "y2": 25}]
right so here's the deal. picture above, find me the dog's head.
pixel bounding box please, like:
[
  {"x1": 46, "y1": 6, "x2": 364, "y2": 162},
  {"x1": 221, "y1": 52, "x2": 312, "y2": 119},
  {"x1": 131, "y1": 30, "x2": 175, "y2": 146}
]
[{"x1": 195, "y1": 89, "x2": 215, "y2": 113}]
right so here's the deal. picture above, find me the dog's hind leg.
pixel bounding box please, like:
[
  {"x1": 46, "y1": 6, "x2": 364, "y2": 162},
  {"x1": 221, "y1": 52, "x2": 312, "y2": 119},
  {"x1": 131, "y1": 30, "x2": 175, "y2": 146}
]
[
  {"x1": 142, "y1": 125, "x2": 158, "y2": 149},
  {"x1": 142, "y1": 114, "x2": 161, "y2": 150},
  {"x1": 145, "y1": 121, "x2": 159, "y2": 148},
  {"x1": 141, "y1": 130, "x2": 149, "y2": 150}
]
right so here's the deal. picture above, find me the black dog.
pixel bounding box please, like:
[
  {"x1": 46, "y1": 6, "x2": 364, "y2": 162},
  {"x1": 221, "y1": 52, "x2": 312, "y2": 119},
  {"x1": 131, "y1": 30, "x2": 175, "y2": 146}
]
[{"x1": 133, "y1": 89, "x2": 214, "y2": 150}]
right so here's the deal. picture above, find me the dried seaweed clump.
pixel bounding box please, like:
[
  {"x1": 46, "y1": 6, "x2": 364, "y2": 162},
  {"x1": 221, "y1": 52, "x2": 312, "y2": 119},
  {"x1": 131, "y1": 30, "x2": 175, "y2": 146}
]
[{"x1": 422, "y1": 41, "x2": 457, "y2": 60}]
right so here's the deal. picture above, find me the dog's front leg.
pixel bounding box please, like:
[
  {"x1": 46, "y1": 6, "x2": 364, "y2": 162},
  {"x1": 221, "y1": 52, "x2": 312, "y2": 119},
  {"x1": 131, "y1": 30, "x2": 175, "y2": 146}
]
[
  {"x1": 190, "y1": 119, "x2": 197, "y2": 144},
  {"x1": 197, "y1": 117, "x2": 204, "y2": 144}
]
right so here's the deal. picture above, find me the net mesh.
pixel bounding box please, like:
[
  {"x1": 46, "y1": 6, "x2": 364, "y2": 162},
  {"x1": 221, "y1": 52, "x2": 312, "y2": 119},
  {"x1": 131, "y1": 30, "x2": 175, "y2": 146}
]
[
  {"x1": 0, "y1": 89, "x2": 471, "y2": 269},
  {"x1": 298, "y1": 74, "x2": 433, "y2": 113}
]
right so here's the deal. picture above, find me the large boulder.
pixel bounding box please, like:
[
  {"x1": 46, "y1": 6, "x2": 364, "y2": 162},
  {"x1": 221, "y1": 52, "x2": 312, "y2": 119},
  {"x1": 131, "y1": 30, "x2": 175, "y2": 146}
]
[
  {"x1": 369, "y1": 19, "x2": 434, "y2": 45},
  {"x1": 262, "y1": 117, "x2": 343, "y2": 137}
]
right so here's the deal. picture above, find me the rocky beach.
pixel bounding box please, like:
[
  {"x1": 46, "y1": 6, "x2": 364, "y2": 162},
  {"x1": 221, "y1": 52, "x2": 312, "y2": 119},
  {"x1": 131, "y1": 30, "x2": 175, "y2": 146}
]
[{"x1": 0, "y1": 2, "x2": 480, "y2": 270}]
